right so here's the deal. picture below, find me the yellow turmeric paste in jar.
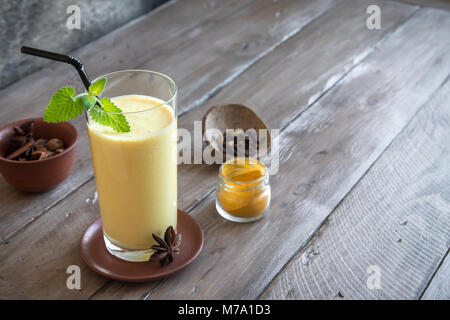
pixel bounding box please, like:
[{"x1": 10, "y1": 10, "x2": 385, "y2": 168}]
[{"x1": 216, "y1": 158, "x2": 270, "y2": 222}]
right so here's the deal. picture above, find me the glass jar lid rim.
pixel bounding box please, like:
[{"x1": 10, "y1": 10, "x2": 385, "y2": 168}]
[
  {"x1": 219, "y1": 157, "x2": 268, "y2": 186},
  {"x1": 89, "y1": 69, "x2": 177, "y2": 115}
]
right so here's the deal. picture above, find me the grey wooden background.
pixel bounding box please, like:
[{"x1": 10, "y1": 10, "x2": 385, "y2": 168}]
[{"x1": 0, "y1": 0, "x2": 167, "y2": 90}]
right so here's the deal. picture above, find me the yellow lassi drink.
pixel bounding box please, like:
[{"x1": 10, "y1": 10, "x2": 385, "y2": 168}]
[{"x1": 87, "y1": 94, "x2": 177, "y2": 261}]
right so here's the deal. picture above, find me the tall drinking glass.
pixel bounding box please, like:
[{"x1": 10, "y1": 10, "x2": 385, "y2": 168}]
[{"x1": 86, "y1": 70, "x2": 177, "y2": 262}]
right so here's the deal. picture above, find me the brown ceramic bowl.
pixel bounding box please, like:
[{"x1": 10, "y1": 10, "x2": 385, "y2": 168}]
[{"x1": 0, "y1": 117, "x2": 77, "y2": 192}]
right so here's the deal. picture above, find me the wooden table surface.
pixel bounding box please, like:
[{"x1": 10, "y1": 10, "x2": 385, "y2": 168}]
[{"x1": 1, "y1": 0, "x2": 449, "y2": 300}]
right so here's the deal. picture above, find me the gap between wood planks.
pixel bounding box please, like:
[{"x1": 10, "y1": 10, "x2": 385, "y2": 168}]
[
  {"x1": 265, "y1": 77, "x2": 450, "y2": 299},
  {"x1": 2, "y1": 176, "x2": 94, "y2": 243},
  {"x1": 258, "y1": 75, "x2": 450, "y2": 300},
  {"x1": 0, "y1": 0, "x2": 425, "y2": 299},
  {"x1": 0, "y1": 0, "x2": 256, "y2": 239},
  {"x1": 1, "y1": 0, "x2": 342, "y2": 242},
  {"x1": 91, "y1": 5, "x2": 424, "y2": 300},
  {"x1": 7, "y1": 0, "x2": 374, "y2": 299},
  {"x1": 417, "y1": 78, "x2": 450, "y2": 300},
  {"x1": 389, "y1": 0, "x2": 450, "y2": 11}
]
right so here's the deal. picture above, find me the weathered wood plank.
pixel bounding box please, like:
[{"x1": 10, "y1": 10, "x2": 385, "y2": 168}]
[
  {"x1": 0, "y1": 0, "x2": 340, "y2": 240},
  {"x1": 0, "y1": 0, "x2": 419, "y2": 299},
  {"x1": 142, "y1": 8, "x2": 450, "y2": 299},
  {"x1": 421, "y1": 251, "x2": 450, "y2": 300},
  {"x1": 172, "y1": 0, "x2": 418, "y2": 213},
  {"x1": 0, "y1": 183, "x2": 105, "y2": 299},
  {"x1": 261, "y1": 78, "x2": 450, "y2": 300},
  {"x1": 93, "y1": 0, "x2": 422, "y2": 299}
]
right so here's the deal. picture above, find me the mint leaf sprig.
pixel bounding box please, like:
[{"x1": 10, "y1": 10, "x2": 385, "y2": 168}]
[{"x1": 43, "y1": 78, "x2": 130, "y2": 133}]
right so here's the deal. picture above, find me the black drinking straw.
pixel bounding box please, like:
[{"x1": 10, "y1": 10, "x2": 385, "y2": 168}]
[{"x1": 21, "y1": 46, "x2": 92, "y2": 90}]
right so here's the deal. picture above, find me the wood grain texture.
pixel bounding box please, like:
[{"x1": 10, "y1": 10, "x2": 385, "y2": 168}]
[
  {"x1": 261, "y1": 78, "x2": 450, "y2": 300},
  {"x1": 0, "y1": 0, "x2": 421, "y2": 299},
  {"x1": 421, "y1": 250, "x2": 450, "y2": 300},
  {"x1": 93, "y1": 0, "x2": 420, "y2": 299},
  {"x1": 0, "y1": 183, "x2": 104, "y2": 299},
  {"x1": 2, "y1": 1, "x2": 340, "y2": 297},
  {"x1": 389, "y1": 0, "x2": 450, "y2": 11},
  {"x1": 0, "y1": 0, "x2": 241, "y2": 239},
  {"x1": 140, "y1": 8, "x2": 449, "y2": 299},
  {"x1": 0, "y1": 0, "x2": 340, "y2": 240}
]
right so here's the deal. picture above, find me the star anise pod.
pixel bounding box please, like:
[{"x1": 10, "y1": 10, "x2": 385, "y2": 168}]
[{"x1": 149, "y1": 226, "x2": 181, "y2": 266}]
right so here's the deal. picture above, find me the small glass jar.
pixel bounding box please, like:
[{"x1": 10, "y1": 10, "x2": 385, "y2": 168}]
[{"x1": 216, "y1": 157, "x2": 271, "y2": 222}]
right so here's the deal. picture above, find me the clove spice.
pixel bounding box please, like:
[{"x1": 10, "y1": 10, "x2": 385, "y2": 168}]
[{"x1": 5, "y1": 121, "x2": 66, "y2": 161}]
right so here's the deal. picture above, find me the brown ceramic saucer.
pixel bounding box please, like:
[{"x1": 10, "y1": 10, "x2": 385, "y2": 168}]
[{"x1": 80, "y1": 209, "x2": 203, "y2": 282}]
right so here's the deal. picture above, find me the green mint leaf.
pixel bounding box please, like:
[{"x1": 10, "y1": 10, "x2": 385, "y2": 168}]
[
  {"x1": 44, "y1": 86, "x2": 84, "y2": 122},
  {"x1": 89, "y1": 78, "x2": 106, "y2": 96},
  {"x1": 89, "y1": 97, "x2": 130, "y2": 133},
  {"x1": 75, "y1": 94, "x2": 97, "y2": 110}
]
